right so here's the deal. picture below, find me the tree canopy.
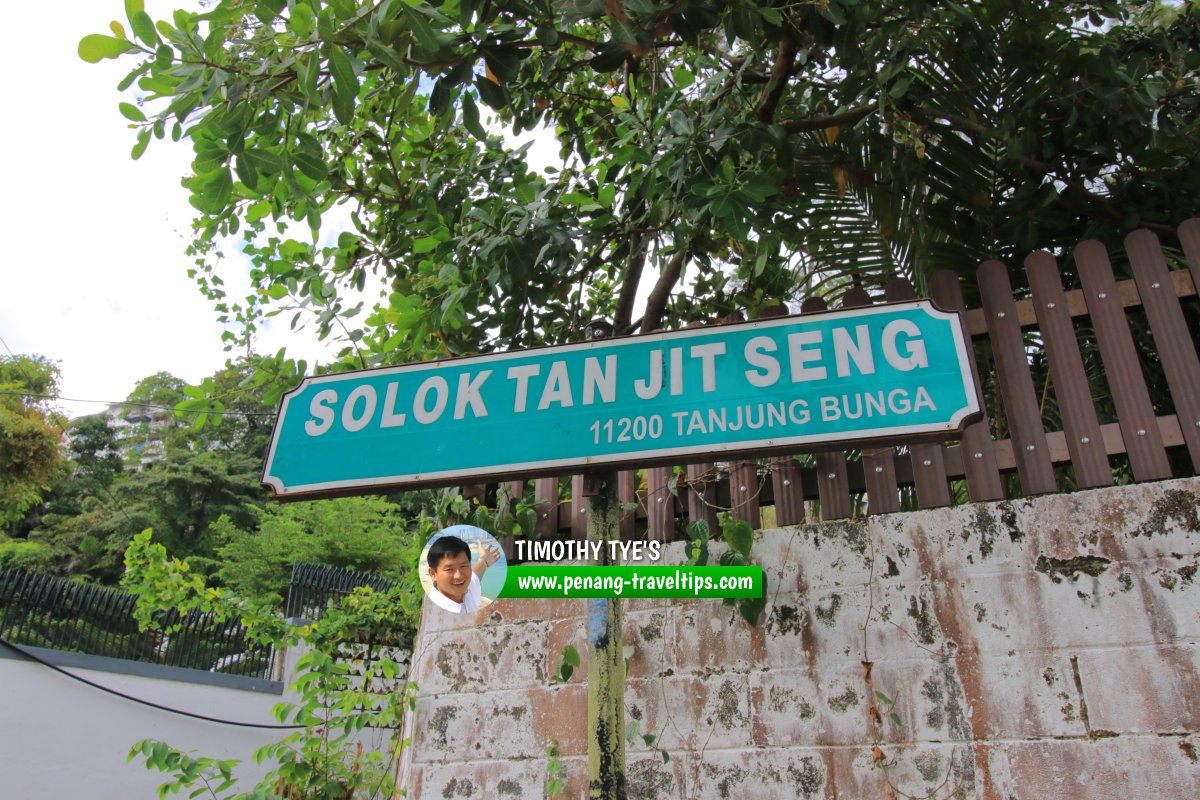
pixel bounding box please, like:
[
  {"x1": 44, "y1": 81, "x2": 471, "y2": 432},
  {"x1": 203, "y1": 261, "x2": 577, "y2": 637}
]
[
  {"x1": 212, "y1": 494, "x2": 424, "y2": 606},
  {"x1": 12, "y1": 356, "x2": 434, "y2": 596},
  {"x1": 25, "y1": 378, "x2": 269, "y2": 583},
  {"x1": 82, "y1": 1, "x2": 1198, "y2": 390},
  {"x1": 0, "y1": 355, "x2": 65, "y2": 528}
]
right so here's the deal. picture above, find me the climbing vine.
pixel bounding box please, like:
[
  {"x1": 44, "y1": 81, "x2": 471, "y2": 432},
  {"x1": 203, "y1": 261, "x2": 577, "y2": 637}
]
[
  {"x1": 122, "y1": 531, "x2": 418, "y2": 800},
  {"x1": 683, "y1": 516, "x2": 768, "y2": 627}
]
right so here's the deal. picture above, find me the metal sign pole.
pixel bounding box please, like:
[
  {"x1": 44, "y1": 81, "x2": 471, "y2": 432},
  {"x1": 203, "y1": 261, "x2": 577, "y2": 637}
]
[
  {"x1": 580, "y1": 319, "x2": 626, "y2": 798},
  {"x1": 584, "y1": 469, "x2": 626, "y2": 799}
]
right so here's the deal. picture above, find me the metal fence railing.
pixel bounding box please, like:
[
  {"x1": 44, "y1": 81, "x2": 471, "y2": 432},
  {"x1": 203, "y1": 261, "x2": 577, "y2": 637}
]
[
  {"x1": 0, "y1": 568, "x2": 274, "y2": 679},
  {"x1": 284, "y1": 563, "x2": 399, "y2": 622},
  {"x1": 1, "y1": 563, "x2": 417, "y2": 678}
]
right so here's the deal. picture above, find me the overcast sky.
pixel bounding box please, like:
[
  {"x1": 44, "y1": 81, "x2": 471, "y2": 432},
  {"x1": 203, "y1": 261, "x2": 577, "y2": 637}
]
[
  {"x1": 0, "y1": 1, "x2": 284, "y2": 418},
  {"x1": 0, "y1": 1, "x2": 565, "y2": 422}
]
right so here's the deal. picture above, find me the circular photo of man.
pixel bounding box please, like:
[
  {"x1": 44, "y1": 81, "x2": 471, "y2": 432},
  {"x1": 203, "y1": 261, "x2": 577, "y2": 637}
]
[{"x1": 419, "y1": 525, "x2": 506, "y2": 615}]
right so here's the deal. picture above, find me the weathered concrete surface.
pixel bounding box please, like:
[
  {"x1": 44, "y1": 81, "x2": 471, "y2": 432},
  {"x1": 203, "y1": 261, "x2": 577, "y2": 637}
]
[{"x1": 398, "y1": 477, "x2": 1200, "y2": 798}]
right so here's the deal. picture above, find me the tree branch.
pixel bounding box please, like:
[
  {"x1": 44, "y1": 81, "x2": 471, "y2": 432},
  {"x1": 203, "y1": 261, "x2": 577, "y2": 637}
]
[
  {"x1": 755, "y1": 29, "x2": 798, "y2": 124},
  {"x1": 370, "y1": 33, "x2": 602, "y2": 72},
  {"x1": 558, "y1": 31, "x2": 603, "y2": 52},
  {"x1": 780, "y1": 103, "x2": 878, "y2": 134},
  {"x1": 641, "y1": 247, "x2": 689, "y2": 333},
  {"x1": 908, "y1": 106, "x2": 985, "y2": 137},
  {"x1": 614, "y1": 229, "x2": 648, "y2": 334}
]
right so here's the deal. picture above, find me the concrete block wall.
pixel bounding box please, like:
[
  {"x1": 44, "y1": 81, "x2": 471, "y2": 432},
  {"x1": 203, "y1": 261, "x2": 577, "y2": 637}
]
[{"x1": 399, "y1": 477, "x2": 1200, "y2": 799}]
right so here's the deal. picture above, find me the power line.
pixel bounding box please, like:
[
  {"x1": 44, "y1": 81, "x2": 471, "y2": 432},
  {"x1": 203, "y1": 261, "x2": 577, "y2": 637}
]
[
  {"x1": 1, "y1": 336, "x2": 276, "y2": 419},
  {"x1": 0, "y1": 391, "x2": 277, "y2": 419},
  {"x1": 0, "y1": 334, "x2": 42, "y2": 389},
  {"x1": 0, "y1": 636, "x2": 302, "y2": 729}
]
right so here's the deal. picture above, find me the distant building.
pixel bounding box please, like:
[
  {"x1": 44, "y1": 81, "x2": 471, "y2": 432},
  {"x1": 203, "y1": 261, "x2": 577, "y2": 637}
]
[{"x1": 70, "y1": 402, "x2": 175, "y2": 471}]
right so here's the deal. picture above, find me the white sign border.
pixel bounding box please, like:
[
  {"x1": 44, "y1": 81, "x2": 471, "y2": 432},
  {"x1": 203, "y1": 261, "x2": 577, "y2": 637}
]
[{"x1": 262, "y1": 300, "x2": 980, "y2": 497}]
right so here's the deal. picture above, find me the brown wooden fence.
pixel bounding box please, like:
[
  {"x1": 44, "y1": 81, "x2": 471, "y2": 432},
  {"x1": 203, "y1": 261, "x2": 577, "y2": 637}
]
[{"x1": 456, "y1": 219, "x2": 1200, "y2": 546}]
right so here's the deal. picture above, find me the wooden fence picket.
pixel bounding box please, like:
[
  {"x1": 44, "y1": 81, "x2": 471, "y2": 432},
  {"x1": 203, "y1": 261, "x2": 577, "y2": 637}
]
[
  {"x1": 646, "y1": 466, "x2": 676, "y2": 542},
  {"x1": 534, "y1": 477, "x2": 560, "y2": 539},
  {"x1": 978, "y1": 260, "x2": 1058, "y2": 495},
  {"x1": 495, "y1": 480, "x2": 525, "y2": 558},
  {"x1": 1075, "y1": 240, "x2": 1173, "y2": 481},
  {"x1": 801, "y1": 296, "x2": 852, "y2": 519},
  {"x1": 1125, "y1": 230, "x2": 1200, "y2": 471},
  {"x1": 770, "y1": 455, "x2": 806, "y2": 525},
  {"x1": 1025, "y1": 251, "x2": 1112, "y2": 488},
  {"x1": 728, "y1": 460, "x2": 762, "y2": 529},
  {"x1": 618, "y1": 470, "x2": 638, "y2": 542},
  {"x1": 436, "y1": 220, "x2": 1200, "y2": 535},
  {"x1": 686, "y1": 463, "x2": 720, "y2": 533},
  {"x1": 884, "y1": 280, "x2": 951, "y2": 507},
  {"x1": 570, "y1": 475, "x2": 589, "y2": 540},
  {"x1": 930, "y1": 269, "x2": 1005, "y2": 501}
]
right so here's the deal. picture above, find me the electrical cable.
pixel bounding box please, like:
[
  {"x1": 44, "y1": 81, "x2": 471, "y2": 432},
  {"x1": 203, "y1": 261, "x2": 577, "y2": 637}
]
[
  {"x1": 0, "y1": 635, "x2": 302, "y2": 730},
  {"x1": 0, "y1": 391, "x2": 276, "y2": 418},
  {"x1": 0, "y1": 335, "x2": 43, "y2": 389}
]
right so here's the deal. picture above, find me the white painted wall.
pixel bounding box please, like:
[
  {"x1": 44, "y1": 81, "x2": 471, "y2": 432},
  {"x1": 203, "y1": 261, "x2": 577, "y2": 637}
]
[{"x1": 0, "y1": 653, "x2": 284, "y2": 800}]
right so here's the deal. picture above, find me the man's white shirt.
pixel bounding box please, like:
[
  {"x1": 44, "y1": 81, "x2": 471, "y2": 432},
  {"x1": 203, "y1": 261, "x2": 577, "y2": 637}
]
[{"x1": 429, "y1": 572, "x2": 481, "y2": 614}]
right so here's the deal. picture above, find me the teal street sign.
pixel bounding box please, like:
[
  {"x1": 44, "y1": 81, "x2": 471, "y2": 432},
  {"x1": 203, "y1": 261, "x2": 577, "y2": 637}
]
[{"x1": 262, "y1": 300, "x2": 980, "y2": 498}]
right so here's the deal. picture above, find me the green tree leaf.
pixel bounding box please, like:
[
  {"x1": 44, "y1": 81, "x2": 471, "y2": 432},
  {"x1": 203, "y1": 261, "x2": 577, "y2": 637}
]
[
  {"x1": 78, "y1": 34, "x2": 134, "y2": 63},
  {"x1": 428, "y1": 78, "x2": 451, "y2": 118},
  {"x1": 119, "y1": 102, "x2": 146, "y2": 122},
  {"x1": 234, "y1": 154, "x2": 260, "y2": 191},
  {"x1": 474, "y1": 75, "x2": 508, "y2": 110},
  {"x1": 291, "y1": 148, "x2": 327, "y2": 181},
  {"x1": 738, "y1": 573, "x2": 767, "y2": 627},
  {"x1": 131, "y1": 129, "x2": 150, "y2": 159},
  {"x1": 722, "y1": 519, "x2": 753, "y2": 559},
  {"x1": 287, "y1": 2, "x2": 314, "y2": 38},
  {"x1": 461, "y1": 92, "x2": 486, "y2": 140},
  {"x1": 130, "y1": 10, "x2": 159, "y2": 46},
  {"x1": 405, "y1": 6, "x2": 448, "y2": 53},
  {"x1": 328, "y1": 46, "x2": 358, "y2": 124},
  {"x1": 244, "y1": 147, "x2": 285, "y2": 175}
]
